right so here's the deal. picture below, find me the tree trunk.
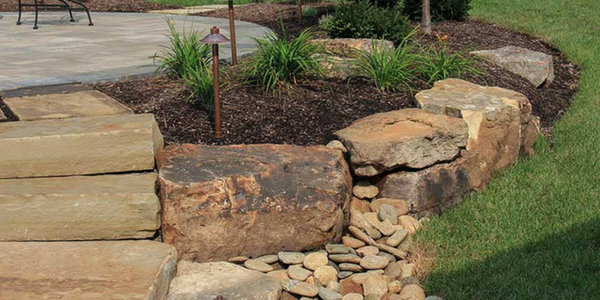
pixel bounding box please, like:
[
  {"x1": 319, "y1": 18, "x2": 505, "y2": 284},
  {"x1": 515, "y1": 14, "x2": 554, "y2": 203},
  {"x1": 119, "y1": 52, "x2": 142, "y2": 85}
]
[{"x1": 422, "y1": 0, "x2": 432, "y2": 34}]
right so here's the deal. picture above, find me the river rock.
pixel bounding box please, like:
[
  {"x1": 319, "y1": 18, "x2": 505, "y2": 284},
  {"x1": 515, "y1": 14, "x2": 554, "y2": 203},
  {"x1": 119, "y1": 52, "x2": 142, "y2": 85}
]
[
  {"x1": 386, "y1": 229, "x2": 409, "y2": 247},
  {"x1": 353, "y1": 181, "x2": 379, "y2": 199},
  {"x1": 378, "y1": 204, "x2": 398, "y2": 225},
  {"x1": 245, "y1": 259, "x2": 274, "y2": 273},
  {"x1": 363, "y1": 274, "x2": 389, "y2": 296},
  {"x1": 319, "y1": 287, "x2": 344, "y2": 300},
  {"x1": 360, "y1": 255, "x2": 390, "y2": 270},
  {"x1": 340, "y1": 278, "x2": 363, "y2": 295},
  {"x1": 416, "y1": 79, "x2": 539, "y2": 179},
  {"x1": 351, "y1": 197, "x2": 372, "y2": 213},
  {"x1": 267, "y1": 270, "x2": 291, "y2": 285},
  {"x1": 398, "y1": 285, "x2": 426, "y2": 300},
  {"x1": 377, "y1": 151, "x2": 485, "y2": 215},
  {"x1": 157, "y1": 144, "x2": 352, "y2": 262},
  {"x1": 304, "y1": 252, "x2": 329, "y2": 271},
  {"x1": 384, "y1": 262, "x2": 404, "y2": 280},
  {"x1": 326, "y1": 244, "x2": 352, "y2": 254},
  {"x1": 343, "y1": 236, "x2": 366, "y2": 248},
  {"x1": 398, "y1": 217, "x2": 420, "y2": 235},
  {"x1": 334, "y1": 109, "x2": 468, "y2": 176},
  {"x1": 257, "y1": 255, "x2": 279, "y2": 264},
  {"x1": 168, "y1": 261, "x2": 282, "y2": 300},
  {"x1": 288, "y1": 265, "x2": 313, "y2": 281},
  {"x1": 315, "y1": 266, "x2": 339, "y2": 286},
  {"x1": 471, "y1": 46, "x2": 554, "y2": 87},
  {"x1": 284, "y1": 280, "x2": 320, "y2": 297},
  {"x1": 370, "y1": 198, "x2": 410, "y2": 217},
  {"x1": 279, "y1": 252, "x2": 306, "y2": 265},
  {"x1": 357, "y1": 246, "x2": 380, "y2": 257},
  {"x1": 327, "y1": 140, "x2": 348, "y2": 153},
  {"x1": 343, "y1": 293, "x2": 364, "y2": 300},
  {"x1": 329, "y1": 254, "x2": 362, "y2": 264}
]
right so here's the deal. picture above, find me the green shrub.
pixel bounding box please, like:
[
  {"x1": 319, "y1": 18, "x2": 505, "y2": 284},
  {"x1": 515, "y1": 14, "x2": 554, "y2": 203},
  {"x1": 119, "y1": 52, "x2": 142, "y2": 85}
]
[
  {"x1": 302, "y1": 6, "x2": 318, "y2": 18},
  {"x1": 244, "y1": 23, "x2": 324, "y2": 92},
  {"x1": 184, "y1": 64, "x2": 214, "y2": 110},
  {"x1": 364, "y1": 0, "x2": 401, "y2": 9},
  {"x1": 351, "y1": 37, "x2": 419, "y2": 92},
  {"x1": 417, "y1": 34, "x2": 483, "y2": 83},
  {"x1": 153, "y1": 19, "x2": 211, "y2": 79},
  {"x1": 402, "y1": 0, "x2": 472, "y2": 21},
  {"x1": 321, "y1": 0, "x2": 412, "y2": 46}
]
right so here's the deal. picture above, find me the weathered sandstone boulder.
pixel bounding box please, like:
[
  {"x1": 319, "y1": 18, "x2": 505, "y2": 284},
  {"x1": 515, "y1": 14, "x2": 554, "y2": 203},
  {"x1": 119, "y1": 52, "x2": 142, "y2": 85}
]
[
  {"x1": 0, "y1": 113, "x2": 163, "y2": 179},
  {"x1": 167, "y1": 261, "x2": 281, "y2": 300},
  {"x1": 0, "y1": 241, "x2": 177, "y2": 300},
  {"x1": 334, "y1": 109, "x2": 468, "y2": 177},
  {"x1": 0, "y1": 173, "x2": 160, "y2": 241},
  {"x1": 376, "y1": 151, "x2": 485, "y2": 216},
  {"x1": 157, "y1": 144, "x2": 352, "y2": 262},
  {"x1": 471, "y1": 46, "x2": 554, "y2": 87},
  {"x1": 312, "y1": 38, "x2": 394, "y2": 58},
  {"x1": 416, "y1": 79, "x2": 538, "y2": 179}
]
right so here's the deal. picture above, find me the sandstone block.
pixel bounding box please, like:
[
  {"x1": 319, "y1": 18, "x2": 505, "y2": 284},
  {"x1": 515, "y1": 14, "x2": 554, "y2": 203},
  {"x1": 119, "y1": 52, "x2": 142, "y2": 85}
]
[
  {"x1": 0, "y1": 113, "x2": 163, "y2": 178},
  {"x1": 157, "y1": 144, "x2": 352, "y2": 262},
  {"x1": 0, "y1": 173, "x2": 160, "y2": 241},
  {"x1": 0, "y1": 241, "x2": 176, "y2": 300},
  {"x1": 334, "y1": 109, "x2": 468, "y2": 176}
]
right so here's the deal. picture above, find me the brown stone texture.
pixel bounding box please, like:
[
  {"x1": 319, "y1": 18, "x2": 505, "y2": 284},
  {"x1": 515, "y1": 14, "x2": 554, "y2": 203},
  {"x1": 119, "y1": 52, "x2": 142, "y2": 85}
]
[
  {"x1": 376, "y1": 151, "x2": 485, "y2": 215},
  {"x1": 0, "y1": 173, "x2": 160, "y2": 241},
  {"x1": 3, "y1": 90, "x2": 132, "y2": 121},
  {"x1": 0, "y1": 241, "x2": 177, "y2": 300},
  {"x1": 312, "y1": 38, "x2": 395, "y2": 58},
  {"x1": 334, "y1": 108, "x2": 468, "y2": 177},
  {"x1": 0, "y1": 113, "x2": 164, "y2": 179},
  {"x1": 416, "y1": 79, "x2": 539, "y2": 179},
  {"x1": 157, "y1": 144, "x2": 352, "y2": 262},
  {"x1": 0, "y1": 109, "x2": 6, "y2": 122}
]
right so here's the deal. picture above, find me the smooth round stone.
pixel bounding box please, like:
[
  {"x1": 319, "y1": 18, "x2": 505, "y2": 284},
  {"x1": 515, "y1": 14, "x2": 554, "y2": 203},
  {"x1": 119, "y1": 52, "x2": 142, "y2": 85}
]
[
  {"x1": 284, "y1": 280, "x2": 319, "y2": 297},
  {"x1": 338, "y1": 271, "x2": 353, "y2": 279},
  {"x1": 342, "y1": 236, "x2": 366, "y2": 249},
  {"x1": 319, "y1": 287, "x2": 343, "y2": 300},
  {"x1": 388, "y1": 280, "x2": 402, "y2": 293},
  {"x1": 339, "y1": 263, "x2": 363, "y2": 272},
  {"x1": 304, "y1": 252, "x2": 329, "y2": 271},
  {"x1": 288, "y1": 265, "x2": 313, "y2": 281},
  {"x1": 384, "y1": 261, "x2": 404, "y2": 279},
  {"x1": 353, "y1": 181, "x2": 379, "y2": 199},
  {"x1": 267, "y1": 269, "x2": 291, "y2": 285},
  {"x1": 400, "y1": 276, "x2": 420, "y2": 287},
  {"x1": 399, "y1": 284, "x2": 426, "y2": 300},
  {"x1": 342, "y1": 293, "x2": 364, "y2": 300},
  {"x1": 279, "y1": 252, "x2": 306, "y2": 265},
  {"x1": 398, "y1": 215, "x2": 421, "y2": 234},
  {"x1": 228, "y1": 256, "x2": 249, "y2": 263},
  {"x1": 365, "y1": 227, "x2": 382, "y2": 239},
  {"x1": 401, "y1": 263, "x2": 415, "y2": 278},
  {"x1": 329, "y1": 254, "x2": 361, "y2": 264},
  {"x1": 326, "y1": 140, "x2": 348, "y2": 153},
  {"x1": 378, "y1": 204, "x2": 398, "y2": 225},
  {"x1": 314, "y1": 266, "x2": 339, "y2": 286},
  {"x1": 360, "y1": 255, "x2": 390, "y2": 270},
  {"x1": 378, "y1": 251, "x2": 396, "y2": 263},
  {"x1": 257, "y1": 254, "x2": 279, "y2": 264},
  {"x1": 386, "y1": 229, "x2": 409, "y2": 247},
  {"x1": 326, "y1": 244, "x2": 351, "y2": 254},
  {"x1": 327, "y1": 281, "x2": 341, "y2": 292},
  {"x1": 356, "y1": 246, "x2": 379, "y2": 257},
  {"x1": 244, "y1": 259, "x2": 274, "y2": 273}
]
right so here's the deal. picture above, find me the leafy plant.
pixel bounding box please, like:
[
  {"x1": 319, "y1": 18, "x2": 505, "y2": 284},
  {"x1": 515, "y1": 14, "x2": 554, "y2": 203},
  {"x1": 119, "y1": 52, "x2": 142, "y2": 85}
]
[
  {"x1": 417, "y1": 33, "x2": 483, "y2": 84},
  {"x1": 244, "y1": 23, "x2": 324, "y2": 92},
  {"x1": 351, "y1": 36, "x2": 420, "y2": 92},
  {"x1": 302, "y1": 6, "x2": 318, "y2": 18},
  {"x1": 321, "y1": 0, "x2": 412, "y2": 46},
  {"x1": 402, "y1": 0, "x2": 472, "y2": 21},
  {"x1": 184, "y1": 64, "x2": 214, "y2": 110},
  {"x1": 153, "y1": 19, "x2": 211, "y2": 79},
  {"x1": 362, "y1": 0, "x2": 402, "y2": 9}
]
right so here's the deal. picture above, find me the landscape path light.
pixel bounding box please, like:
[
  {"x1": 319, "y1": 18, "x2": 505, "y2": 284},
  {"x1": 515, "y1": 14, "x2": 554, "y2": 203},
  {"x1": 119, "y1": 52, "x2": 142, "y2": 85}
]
[
  {"x1": 200, "y1": 26, "x2": 230, "y2": 143},
  {"x1": 221, "y1": 0, "x2": 238, "y2": 65}
]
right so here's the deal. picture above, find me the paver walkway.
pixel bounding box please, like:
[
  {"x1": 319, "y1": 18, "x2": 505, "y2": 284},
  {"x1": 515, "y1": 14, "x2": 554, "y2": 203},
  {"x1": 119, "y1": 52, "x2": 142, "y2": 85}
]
[{"x1": 0, "y1": 12, "x2": 271, "y2": 91}]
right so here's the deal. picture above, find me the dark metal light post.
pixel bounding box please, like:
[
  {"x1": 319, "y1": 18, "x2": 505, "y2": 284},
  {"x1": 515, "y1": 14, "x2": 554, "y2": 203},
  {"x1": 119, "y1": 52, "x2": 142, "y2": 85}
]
[
  {"x1": 222, "y1": 0, "x2": 238, "y2": 65},
  {"x1": 200, "y1": 26, "x2": 229, "y2": 143}
]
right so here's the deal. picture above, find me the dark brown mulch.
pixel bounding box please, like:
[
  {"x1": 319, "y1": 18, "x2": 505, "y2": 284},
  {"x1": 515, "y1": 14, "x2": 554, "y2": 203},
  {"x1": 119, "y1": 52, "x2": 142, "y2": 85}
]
[
  {"x1": 0, "y1": 0, "x2": 179, "y2": 12},
  {"x1": 195, "y1": 2, "x2": 337, "y2": 37}
]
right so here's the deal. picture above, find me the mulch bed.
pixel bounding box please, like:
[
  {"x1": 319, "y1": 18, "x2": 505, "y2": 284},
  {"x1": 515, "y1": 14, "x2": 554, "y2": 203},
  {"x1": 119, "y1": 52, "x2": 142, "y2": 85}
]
[{"x1": 0, "y1": 0, "x2": 179, "y2": 12}]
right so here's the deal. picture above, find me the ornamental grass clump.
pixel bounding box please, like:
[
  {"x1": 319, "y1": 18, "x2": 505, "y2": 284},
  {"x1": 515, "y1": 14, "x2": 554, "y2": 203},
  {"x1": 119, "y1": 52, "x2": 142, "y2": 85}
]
[
  {"x1": 154, "y1": 19, "x2": 211, "y2": 79},
  {"x1": 351, "y1": 36, "x2": 420, "y2": 92},
  {"x1": 244, "y1": 23, "x2": 324, "y2": 92},
  {"x1": 184, "y1": 65, "x2": 214, "y2": 110}
]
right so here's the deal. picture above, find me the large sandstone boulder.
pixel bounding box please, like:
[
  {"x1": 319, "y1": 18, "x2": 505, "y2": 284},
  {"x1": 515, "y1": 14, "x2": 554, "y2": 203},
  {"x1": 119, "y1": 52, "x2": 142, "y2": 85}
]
[
  {"x1": 157, "y1": 144, "x2": 352, "y2": 262},
  {"x1": 312, "y1": 38, "x2": 394, "y2": 58},
  {"x1": 168, "y1": 261, "x2": 281, "y2": 300},
  {"x1": 471, "y1": 46, "x2": 554, "y2": 87},
  {"x1": 376, "y1": 151, "x2": 485, "y2": 216},
  {"x1": 334, "y1": 108, "x2": 468, "y2": 177},
  {"x1": 0, "y1": 113, "x2": 163, "y2": 179},
  {"x1": 416, "y1": 79, "x2": 539, "y2": 179},
  {"x1": 0, "y1": 173, "x2": 160, "y2": 241},
  {"x1": 0, "y1": 241, "x2": 177, "y2": 300}
]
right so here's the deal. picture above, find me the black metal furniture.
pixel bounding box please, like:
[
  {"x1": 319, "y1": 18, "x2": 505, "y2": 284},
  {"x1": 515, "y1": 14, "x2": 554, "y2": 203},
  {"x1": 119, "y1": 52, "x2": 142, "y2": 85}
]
[{"x1": 16, "y1": 0, "x2": 93, "y2": 29}]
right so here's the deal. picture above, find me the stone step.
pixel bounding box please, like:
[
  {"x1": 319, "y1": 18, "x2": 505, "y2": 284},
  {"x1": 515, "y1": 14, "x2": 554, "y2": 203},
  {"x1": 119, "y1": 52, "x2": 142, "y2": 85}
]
[
  {"x1": 0, "y1": 173, "x2": 160, "y2": 241},
  {"x1": 0, "y1": 113, "x2": 164, "y2": 179},
  {"x1": 0, "y1": 241, "x2": 177, "y2": 300}
]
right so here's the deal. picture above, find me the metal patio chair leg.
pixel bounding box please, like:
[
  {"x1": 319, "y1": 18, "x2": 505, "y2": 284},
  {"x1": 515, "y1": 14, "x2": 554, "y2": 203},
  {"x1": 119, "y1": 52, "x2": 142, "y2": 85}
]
[
  {"x1": 67, "y1": 0, "x2": 93, "y2": 26},
  {"x1": 57, "y1": 0, "x2": 75, "y2": 22},
  {"x1": 33, "y1": 0, "x2": 39, "y2": 29},
  {"x1": 16, "y1": 0, "x2": 22, "y2": 25}
]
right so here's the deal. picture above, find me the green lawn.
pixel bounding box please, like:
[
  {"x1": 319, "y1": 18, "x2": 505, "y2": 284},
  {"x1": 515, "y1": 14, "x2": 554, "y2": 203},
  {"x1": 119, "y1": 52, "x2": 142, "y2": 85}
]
[{"x1": 417, "y1": 0, "x2": 600, "y2": 299}]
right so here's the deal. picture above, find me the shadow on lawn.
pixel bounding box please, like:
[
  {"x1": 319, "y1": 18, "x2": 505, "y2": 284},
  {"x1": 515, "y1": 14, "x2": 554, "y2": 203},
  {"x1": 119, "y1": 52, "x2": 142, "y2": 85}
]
[{"x1": 425, "y1": 218, "x2": 600, "y2": 300}]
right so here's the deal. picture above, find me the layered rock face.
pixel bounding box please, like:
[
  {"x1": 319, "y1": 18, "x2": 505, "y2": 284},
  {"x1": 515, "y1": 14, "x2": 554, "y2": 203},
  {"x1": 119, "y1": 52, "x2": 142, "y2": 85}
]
[
  {"x1": 416, "y1": 79, "x2": 539, "y2": 179},
  {"x1": 334, "y1": 108, "x2": 468, "y2": 177},
  {"x1": 157, "y1": 144, "x2": 352, "y2": 262}
]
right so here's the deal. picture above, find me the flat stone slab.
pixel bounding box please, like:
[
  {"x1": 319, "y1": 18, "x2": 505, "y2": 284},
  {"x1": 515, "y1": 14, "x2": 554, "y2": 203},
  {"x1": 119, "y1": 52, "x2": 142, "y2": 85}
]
[
  {"x1": 168, "y1": 261, "x2": 281, "y2": 300},
  {"x1": 416, "y1": 79, "x2": 538, "y2": 178},
  {"x1": 0, "y1": 241, "x2": 177, "y2": 300},
  {"x1": 0, "y1": 113, "x2": 163, "y2": 178},
  {"x1": 4, "y1": 90, "x2": 132, "y2": 121},
  {"x1": 471, "y1": 46, "x2": 554, "y2": 87},
  {"x1": 0, "y1": 12, "x2": 272, "y2": 91},
  {"x1": 0, "y1": 173, "x2": 160, "y2": 241},
  {"x1": 334, "y1": 108, "x2": 468, "y2": 177},
  {"x1": 157, "y1": 144, "x2": 352, "y2": 262}
]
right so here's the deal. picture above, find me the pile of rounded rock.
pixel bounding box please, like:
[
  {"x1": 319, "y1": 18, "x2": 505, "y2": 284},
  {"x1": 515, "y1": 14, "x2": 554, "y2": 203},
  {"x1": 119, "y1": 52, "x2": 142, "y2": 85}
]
[{"x1": 229, "y1": 209, "x2": 437, "y2": 300}]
